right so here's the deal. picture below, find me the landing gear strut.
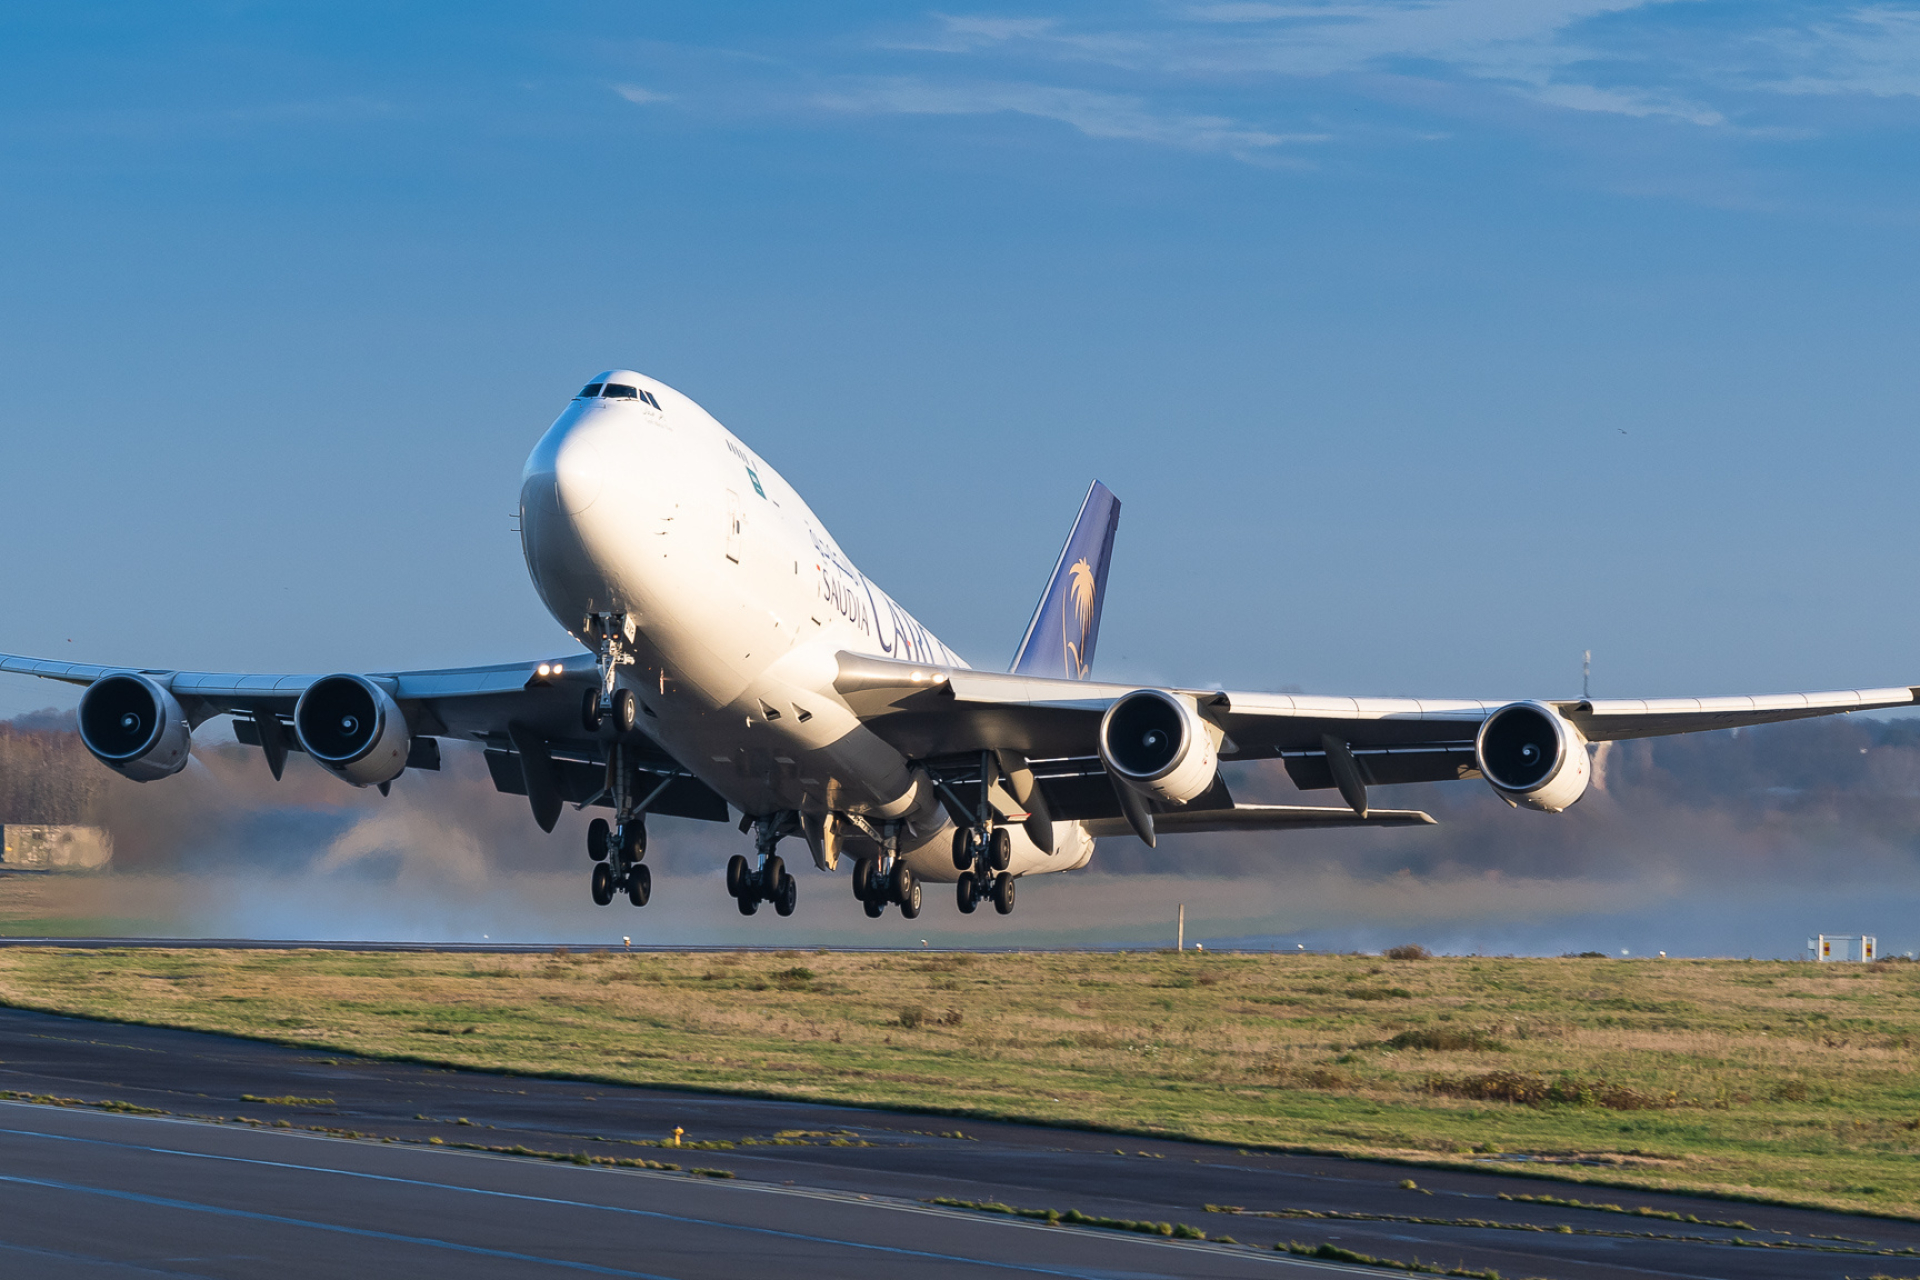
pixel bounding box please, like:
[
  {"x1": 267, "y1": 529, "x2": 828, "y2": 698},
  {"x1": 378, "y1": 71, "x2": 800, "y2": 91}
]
[
  {"x1": 934, "y1": 753, "x2": 1017, "y2": 916},
  {"x1": 850, "y1": 820, "x2": 920, "y2": 919},
  {"x1": 588, "y1": 811, "x2": 650, "y2": 907},
  {"x1": 586, "y1": 735, "x2": 679, "y2": 910},
  {"x1": 729, "y1": 813, "x2": 799, "y2": 917}
]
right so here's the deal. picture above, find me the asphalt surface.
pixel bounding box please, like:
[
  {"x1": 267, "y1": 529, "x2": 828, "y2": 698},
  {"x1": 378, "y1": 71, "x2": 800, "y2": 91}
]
[{"x1": 2, "y1": 1006, "x2": 1917, "y2": 1279}]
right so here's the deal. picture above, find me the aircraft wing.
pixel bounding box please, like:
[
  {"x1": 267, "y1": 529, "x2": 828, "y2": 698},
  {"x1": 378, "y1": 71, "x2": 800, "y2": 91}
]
[
  {"x1": 0, "y1": 650, "x2": 729, "y2": 828},
  {"x1": 835, "y1": 652, "x2": 1920, "y2": 794}
]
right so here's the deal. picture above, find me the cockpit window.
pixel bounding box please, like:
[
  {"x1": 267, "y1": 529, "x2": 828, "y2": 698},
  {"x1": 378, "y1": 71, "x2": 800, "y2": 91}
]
[
  {"x1": 578, "y1": 383, "x2": 604, "y2": 398},
  {"x1": 603, "y1": 384, "x2": 639, "y2": 399}
]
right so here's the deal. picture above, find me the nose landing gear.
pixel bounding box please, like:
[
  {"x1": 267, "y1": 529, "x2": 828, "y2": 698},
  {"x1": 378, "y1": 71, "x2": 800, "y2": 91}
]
[{"x1": 728, "y1": 813, "x2": 800, "y2": 917}]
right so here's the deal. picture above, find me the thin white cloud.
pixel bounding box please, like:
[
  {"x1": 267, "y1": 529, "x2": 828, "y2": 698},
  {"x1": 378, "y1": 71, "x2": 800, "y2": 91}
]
[
  {"x1": 613, "y1": 84, "x2": 673, "y2": 105},
  {"x1": 1756, "y1": 6, "x2": 1920, "y2": 98},
  {"x1": 892, "y1": 3, "x2": 1756, "y2": 127},
  {"x1": 814, "y1": 78, "x2": 1327, "y2": 159}
]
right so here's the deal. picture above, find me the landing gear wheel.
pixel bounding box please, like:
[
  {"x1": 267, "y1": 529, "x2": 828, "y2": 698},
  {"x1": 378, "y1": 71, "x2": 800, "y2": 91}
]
[
  {"x1": 992, "y1": 872, "x2": 1015, "y2": 915},
  {"x1": 582, "y1": 688, "x2": 604, "y2": 734},
  {"x1": 761, "y1": 854, "x2": 785, "y2": 898},
  {"x1": 628, "y1": 863, "x2": 652, "y2": 907},
  {"x1": 951, "y1": 828, "x2": 972, "y2": 871},
  {"x1": 737, "y1": 893, "x2": 759, "y2": 915},
  {"x1": 863, "y1": 898, "x2": 884, "y2": 918},
  {"x1": 591, "y1": 862, "x2": 614, "y2": 906},
  {"x1": 727, "y1": 854, "x2": 750, "y2": 899},
  {"x1": 851, "y1": 859, "x2": 875, "y2": 901},
  {"x1": 774, "y1": 873, "x2": 797, "y2": 917},
  {"x1": 900, "y1": 878, "x2": 922, "y2": 919},
  {"x1": 620, "y1": 821, "x2": 646, "y2": 860},
  {"x1": 613, "y1": 687, "x2": 638, "y2": 733},
  {"x1": 988, "y1": 827, "x2": 1013, "y2": 872},
  {"x1": 956, "y1": 871, "x2": 977, "y2": 914},
  {"x1": 888, "y1": 863, "x2": 914, "y2": 906},
  {"x1": 587, "y1": 818, "x2": 610, "y2": 863}
]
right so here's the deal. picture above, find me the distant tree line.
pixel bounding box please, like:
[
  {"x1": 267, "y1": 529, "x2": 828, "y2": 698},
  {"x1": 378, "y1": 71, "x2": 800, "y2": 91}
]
[{"x1": 0, "y1": 721, "x2": 105, "y2": 826}]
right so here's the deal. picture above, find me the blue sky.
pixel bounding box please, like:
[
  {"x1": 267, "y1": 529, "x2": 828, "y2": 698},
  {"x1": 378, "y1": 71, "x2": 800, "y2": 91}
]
[{"x1": 5, "y1": 2, "x2": 1920, "y2": 715}]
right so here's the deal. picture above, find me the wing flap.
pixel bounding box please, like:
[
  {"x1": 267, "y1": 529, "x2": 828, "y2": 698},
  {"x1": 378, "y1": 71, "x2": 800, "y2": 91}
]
[
  {"x1": 482, "y1": 749, "x2": 728, "y2": 822},
  {"x1": 1082, "y1": 804, "x2": 1434, "y2": 838}
]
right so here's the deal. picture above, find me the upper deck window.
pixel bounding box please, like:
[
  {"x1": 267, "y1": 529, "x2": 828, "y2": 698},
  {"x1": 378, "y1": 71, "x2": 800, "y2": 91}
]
[{"x1": 578, "y1": 383, "x2": 604, "y2": 398}]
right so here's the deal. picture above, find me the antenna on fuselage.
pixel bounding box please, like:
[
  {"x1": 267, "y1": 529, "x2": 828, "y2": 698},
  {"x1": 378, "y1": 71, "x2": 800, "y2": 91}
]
[{"x1": 1582, "y1": 649, "x2": 1591, "y2": 700}]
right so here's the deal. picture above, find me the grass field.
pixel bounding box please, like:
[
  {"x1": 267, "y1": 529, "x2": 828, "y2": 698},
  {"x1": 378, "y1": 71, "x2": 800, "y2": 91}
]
[{"x1": 0, "y1": 945, "x2": 1916, "y2": 1217}]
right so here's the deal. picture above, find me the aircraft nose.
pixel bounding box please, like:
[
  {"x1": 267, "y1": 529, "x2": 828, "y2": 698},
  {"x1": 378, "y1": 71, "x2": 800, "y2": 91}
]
[{"x1": 549, "y1": 427, "x2": 603, "y2": 515}]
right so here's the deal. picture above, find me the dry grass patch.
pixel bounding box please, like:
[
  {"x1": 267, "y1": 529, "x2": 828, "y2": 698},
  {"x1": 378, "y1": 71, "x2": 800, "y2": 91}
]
[{"x1": 3, "y1": 948, "x2": 1920, "y2": 1214}]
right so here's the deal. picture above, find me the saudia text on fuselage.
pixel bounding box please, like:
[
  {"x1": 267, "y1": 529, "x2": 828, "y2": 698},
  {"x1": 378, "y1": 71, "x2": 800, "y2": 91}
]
[{"x1": 806, "y1": 526, "x2": 955, "y2": 667}]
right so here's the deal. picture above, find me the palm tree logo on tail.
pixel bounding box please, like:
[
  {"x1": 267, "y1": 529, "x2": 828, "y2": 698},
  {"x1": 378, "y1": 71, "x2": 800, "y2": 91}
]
[{"x1": 1064, "y1": 557, "x2": 1097, "y2": 679}]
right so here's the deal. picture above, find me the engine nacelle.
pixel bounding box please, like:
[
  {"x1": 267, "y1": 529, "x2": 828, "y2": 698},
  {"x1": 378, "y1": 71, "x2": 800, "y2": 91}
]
[
  {"x1": 1098, "y1": 689, "x2": 1218, "y2": 806},
  {"x1": 77, "y1": 673, "x2": 192, "y2": 782},
  {"x1": 294, "y1": 674, "x2": 411, "y2": 787},
  {"x1": 1475, "y1": 701, "x2": 1590, "y2": 812}
]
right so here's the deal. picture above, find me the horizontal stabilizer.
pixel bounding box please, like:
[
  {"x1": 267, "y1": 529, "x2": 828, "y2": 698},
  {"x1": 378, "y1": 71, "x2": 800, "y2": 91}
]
[{"x1": 1081, "y1": 804, "x2": 1434, "y2": 838}]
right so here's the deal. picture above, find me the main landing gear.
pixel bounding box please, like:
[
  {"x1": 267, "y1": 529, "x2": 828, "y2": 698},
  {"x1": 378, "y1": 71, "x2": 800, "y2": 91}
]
[
  {"x1": 579, "y1": 612, "x2": 655, "y2": 910},
  {"x1": 728, "y1": 813, "x2": 799, "y2": 917},
  {"x1": 849, "y1": 819, "x2": 921, "y2": 919},
  {"x1": 929, "y1": 752, "x2": 1019, "y2": 917},
  {"x1": 587, "y1": 815, "x2": 651, "y2": 907},
  {"x1": 949, "y1": 818, "x2": 1016, "y2": 916}
]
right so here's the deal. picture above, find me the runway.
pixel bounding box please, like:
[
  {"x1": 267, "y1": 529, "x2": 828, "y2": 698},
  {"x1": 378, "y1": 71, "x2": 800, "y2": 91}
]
[{"x1": 1, "y1": 1006, "x2": 1916, "y2": 1279}]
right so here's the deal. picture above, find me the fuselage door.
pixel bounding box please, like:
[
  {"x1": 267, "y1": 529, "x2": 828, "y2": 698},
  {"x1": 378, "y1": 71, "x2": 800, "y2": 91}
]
[{"x1": 725, "y1": 490, "x2": 742, "y2": 563}]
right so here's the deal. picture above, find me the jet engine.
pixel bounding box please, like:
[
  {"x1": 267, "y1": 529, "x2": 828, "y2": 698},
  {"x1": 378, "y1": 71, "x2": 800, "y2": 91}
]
[
  {"x1": 77, "y1": 673, "x2": 192, "y2": 782},
  {"x1": 1098, "y1": 689, "x2": 1218, "y2": 805},
  {"x1": 1474, "y1": 701, "x2": 1590, "y2": 812},
  {"x1": 294, "y1": 674, "x2": 411, "y2": 787}
]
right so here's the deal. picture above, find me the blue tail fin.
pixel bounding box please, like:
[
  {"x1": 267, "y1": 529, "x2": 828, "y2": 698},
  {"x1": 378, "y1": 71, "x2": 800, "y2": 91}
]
[{"x1": 1010, "y1": 481, "x2": 1121, "y2": 680}]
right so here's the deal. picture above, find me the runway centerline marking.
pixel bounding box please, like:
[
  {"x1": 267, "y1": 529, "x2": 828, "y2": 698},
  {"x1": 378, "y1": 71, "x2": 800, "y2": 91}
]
[{"x1": 0, "y1": 1116, "x2": 1277, "y2": 1278}]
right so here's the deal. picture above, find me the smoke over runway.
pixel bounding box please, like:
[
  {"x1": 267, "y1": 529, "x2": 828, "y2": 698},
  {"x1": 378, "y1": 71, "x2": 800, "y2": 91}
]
[{"x1": 4, "y1": 710, "x2": 1919, "y2": 956}]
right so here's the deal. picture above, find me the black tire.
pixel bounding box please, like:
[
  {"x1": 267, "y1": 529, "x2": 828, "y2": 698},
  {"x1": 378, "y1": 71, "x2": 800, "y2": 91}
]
[
  {"x1": 726, "y1": 854, "x2": 750, "y2": 899},
  {"x1": 737, "y1": 893, "x2": 759, "y2": 916},
  {"x1": 582, "y1": 688, "x2": 603, "y2": 733},
  {"x1": 951, "y1": 828, "x2": 972, "y2": 871},
  {"x1": 993, "y1": 872, "x2": 1015, "y2": 915},
  {"x1": 762, "y1": 854, "x2": 785, "y2": 897},
  {"x1": 614, "y1": 688, "x2": 638, "y2": 732},
  {"x1": 956, "y1": 871, "x2": 977, "y2": 914},
  {"x1": 900, "y1": 878, "x2": 922, "y2": 919},
  {"x1": 989, "y1": 827, "x2": 1012, "y2": 872},
  {"x1": 628, "y1": 863, "x2": 652, "y2": 907},
  {"x1": 621, "y1": 820, "x2": 647, "y2": 860},
  {"x1": 888, "y1": 863, "x2": 913, "y2": 906},
  {"x1": 851, "y1": 858, "x2": 874, "y2": 901},
  {"x1": 863, "y1": 898, "x2": 884, "y2": 918},
  {"x1": 591, "y1": 862, "x2": 614, "y2": 906},
  {"x1": 587, "y1": 818, "x2": 610, "y2": 863},
  {"x1": 774, "y1": 873, "x2": 797, "y2": 917}
]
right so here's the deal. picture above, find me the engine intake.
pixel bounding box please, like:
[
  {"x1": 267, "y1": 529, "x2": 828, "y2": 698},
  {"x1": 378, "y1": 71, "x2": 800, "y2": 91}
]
[
  {"x1": 1475, "y1": 701, "x2": 1590, "y2": 812},
  {"x1": 77, "y1": 674, "x2": 192, "y2": 781},
  {"x1": 294, "y1": 674, "x2": 411, "y2": 787},
  {"x1": 1098, "y1": 689, "x2": 1218, "y2": 806}
]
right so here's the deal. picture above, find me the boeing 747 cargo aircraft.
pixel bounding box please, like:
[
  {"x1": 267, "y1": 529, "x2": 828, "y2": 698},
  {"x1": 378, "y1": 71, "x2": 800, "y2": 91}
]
[{"x1": 7, "y1": 371, "x2": 1914, "y2": 920}]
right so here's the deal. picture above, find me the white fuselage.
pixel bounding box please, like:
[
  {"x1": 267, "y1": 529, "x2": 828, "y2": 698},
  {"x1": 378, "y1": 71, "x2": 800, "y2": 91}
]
[{"x1": 517, "y1": 371, "x2": 1094, "y2": 883}]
